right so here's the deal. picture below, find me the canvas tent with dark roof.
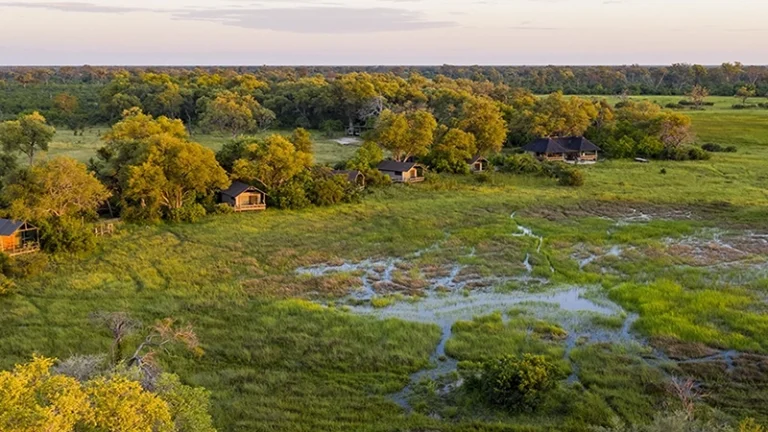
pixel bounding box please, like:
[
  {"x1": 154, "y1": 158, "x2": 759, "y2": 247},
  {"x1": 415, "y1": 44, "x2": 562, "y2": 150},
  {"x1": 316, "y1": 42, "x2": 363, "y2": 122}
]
[
  {"x1": 468, "y1": 155, "x2": 489, "y2": 172},
  {"x1": 377, "y1": 161, "x2": 425, "y2": 183},
  {"x1": 332, "y1": 170, "x2": 366, "y2": 187},
  {"x1": 219, "y1": 181, "x2": 267, "y2": 212},
  {"x1": 523, "y1": 137, "x2": 600, "y2": 164},
  {"x1": 0, "y1": 219, "x2": 40, "y2": 256}
]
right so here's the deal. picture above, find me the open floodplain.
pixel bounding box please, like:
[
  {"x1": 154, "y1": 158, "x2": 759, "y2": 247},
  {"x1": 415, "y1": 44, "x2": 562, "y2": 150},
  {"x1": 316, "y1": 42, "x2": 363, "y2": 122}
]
[{"x1": 2, "y1": 104, "x2": 768, "y2": 431}]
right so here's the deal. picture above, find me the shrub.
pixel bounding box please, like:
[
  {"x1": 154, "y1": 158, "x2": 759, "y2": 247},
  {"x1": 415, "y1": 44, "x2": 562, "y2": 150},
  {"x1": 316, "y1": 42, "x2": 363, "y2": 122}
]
[
  {"x1": 479, "y1": 354, "x2": 556, "y2": 412},
  {"x1": 211, "y1": 203, "x2": 235, "y2": 215},
  {"x1": 474, "y1": 172, "x2": 493, "y2": 184},
  {"x1": 558, "y1": 168, "x2": 585, "y2": 187},
  {"x1": 686, "y1": 146, "x2": 711, "y2": 161},
  {"x1": 701, "y1": 143, "x2": 724, "y2": 152},
  {"x1": 272, "y1": 181, "x2": 311, "y2": 210},
  {"x1": 311, "y1": 176, "x2": 346, "y2": 206},
  {"x1": 39, "y1": 216, "x2": 97, "y2": 254},
  {"x1": 8, "y1": 253, "x2": 50, "y2": 278},
  {"x1": 0, "y1": 274, "x2": 15, "y2": 295},
  {"x1": 498, "y1": 154, "x2": 543, "y2": 175},
  {"x1": 168, "y1": 203, "x2": 207, "y2": 223},
  {"x1": 732, "y1": 104, "x2": 757, "y2": 109},
  {"x1": 320, "y1": 120, "x2": 344, "y2": 138},
  {"x1": 702, "y1": 143, "x2": 738, "y2": 153}
]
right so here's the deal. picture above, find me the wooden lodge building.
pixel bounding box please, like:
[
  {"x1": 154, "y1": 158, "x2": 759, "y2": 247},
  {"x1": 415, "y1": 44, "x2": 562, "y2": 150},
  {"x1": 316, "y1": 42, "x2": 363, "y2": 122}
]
[
  {"x1": 220, "y1": 181, "x2": 267, "y2": 212},
  {"x1": 377, "y1": 161, "x2": 425, "y2": 183},
  {"x1": 0, "y1": 219, "x2": 40, "y2": 256},
  {"x1": 523, "y1": 137, "x2": 600, "y2": 164},
  {"x1": 468, "y1": 156, "x2": 489, "y2": 172},
  {"x1": 332, "y1": 170, "x2": 366, "y2": 187}
]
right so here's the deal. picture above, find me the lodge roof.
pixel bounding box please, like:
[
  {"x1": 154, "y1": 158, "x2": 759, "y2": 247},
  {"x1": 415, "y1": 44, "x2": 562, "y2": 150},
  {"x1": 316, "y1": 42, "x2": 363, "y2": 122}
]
[
  {"x1": 332, "y1": 170, "x2": 364, "y2": 183},
  {"x1": 377, "y1": 161, "x2": 419, "y2": 172},
  {"x1": 0, "y1": 219, "x2": 26, "y2": 236},
  {"x1": 469, "y1": 155, "x2": 488, "y2": 164},
  {"x1": 523, "y1": 137, "x2": 601, "y2": 154},
  {"x1": 220, "y1": 181, "x2": 265, "y2": 198}
]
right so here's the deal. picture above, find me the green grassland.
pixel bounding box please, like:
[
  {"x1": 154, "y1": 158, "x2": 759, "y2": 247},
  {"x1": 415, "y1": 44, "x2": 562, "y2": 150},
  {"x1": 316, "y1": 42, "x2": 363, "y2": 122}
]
[
  {"x1": 3, "y1": 102, "x2": 768, "y2": 430},
  {"x1": 45, "y1": 128, "x2": 358, "y2": 166}
]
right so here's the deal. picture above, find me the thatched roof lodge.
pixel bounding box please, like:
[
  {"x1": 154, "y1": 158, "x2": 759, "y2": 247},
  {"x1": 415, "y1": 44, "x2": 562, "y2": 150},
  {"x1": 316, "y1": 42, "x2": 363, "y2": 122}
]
[
  {"x1": 220, "y1": 181, "x2": 267, "y2": 212},
  {"x1": 0, "y1": 219, "x2": 40, "y2": 256},
  {"x1": 332, "y1": 170, "x2": 366, "y2": 187},
  {"x1": 523, "y1": 137, "x2": 600, "y2": 164},
  {"x1": 377, "y1": 161, "x2": 425, "y2": 183}
]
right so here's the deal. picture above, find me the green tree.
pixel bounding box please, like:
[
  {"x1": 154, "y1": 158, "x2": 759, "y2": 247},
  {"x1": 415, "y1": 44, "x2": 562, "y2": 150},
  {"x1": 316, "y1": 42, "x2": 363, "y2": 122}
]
[
  {"x1": 0, "y1": 112, "x2": 55, "y2": 165},
  {"x1": 371, "y1": 109, "x2": 436, "y2": 162},
  {"x1": 346, "y1": 141, "x2": 384, "y2": 171},
  {"x1": 290, "y1": 128, "x2": 314, "y2": 154},
  {"x1": 2, "y1": 157, "x2": 110, "y2": 221},
  {"x1": 122, "y1": 135, "x2": 229, "y2": 221},
  {"x1": 231, "y1": 134, "x2": 313, "y2": 191},
  {"x1": 201, "y1": 91, "x2": 253, "y2": 136},
  {"x1": 456, "y1": 96, "x2": 507, "y2": 156},
  {"x1": 735, "y1": 86, "x2": 756, "y2": 105},
  {"x1": 428, "y1": 127, "x2": 477, "y2": 173}
]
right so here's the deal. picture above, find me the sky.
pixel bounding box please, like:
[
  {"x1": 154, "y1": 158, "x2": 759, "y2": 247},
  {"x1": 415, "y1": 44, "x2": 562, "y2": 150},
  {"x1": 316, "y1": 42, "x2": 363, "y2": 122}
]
[{"x1": 0, "y1": 0, "x2": 766, "y2": 65}]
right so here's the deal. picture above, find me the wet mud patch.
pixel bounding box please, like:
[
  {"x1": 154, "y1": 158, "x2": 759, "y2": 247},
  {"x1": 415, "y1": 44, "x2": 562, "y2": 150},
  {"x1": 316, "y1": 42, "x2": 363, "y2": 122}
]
[
  {"x1": 676, "y1": 352, "x2": 768, "y2": 423},
  {"x1": 521, "y1": 201, "x2": 699, "y2": 223},
  {"x1": 664, "y1": 230, "x2": 768, "y2": 268}
]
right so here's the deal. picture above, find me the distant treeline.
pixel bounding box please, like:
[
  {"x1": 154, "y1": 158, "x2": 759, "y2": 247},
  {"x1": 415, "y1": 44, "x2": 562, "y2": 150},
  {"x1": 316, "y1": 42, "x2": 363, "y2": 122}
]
[
  {"x1": 1, "y1": 63, "x2": 767, "y2": 96},
  {"x1": 1, "y1": 64, "x2": 767, "y2": 128}
]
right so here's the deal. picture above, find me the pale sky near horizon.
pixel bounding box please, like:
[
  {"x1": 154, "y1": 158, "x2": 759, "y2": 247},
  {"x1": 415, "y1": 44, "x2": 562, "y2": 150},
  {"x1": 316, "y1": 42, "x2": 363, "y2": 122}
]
[{"x1": 0, "y1": 0, "x2": 766, "y2": 65}]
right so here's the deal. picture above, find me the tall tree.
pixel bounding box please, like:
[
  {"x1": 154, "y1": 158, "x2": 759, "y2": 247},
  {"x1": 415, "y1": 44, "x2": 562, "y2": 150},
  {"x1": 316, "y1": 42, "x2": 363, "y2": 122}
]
[
  {"x1": 2, "y1": 157, "x2": 110, "y2": 221},
  {"x1": 371, "y1": 109, "x2": 437, "y2": 162},
  {"x1": 0, "y1": 112, "x2": 55, "y2": 165},
  {"x1": 232, "y1": 135, "x2": 313, "y2": 191},
  {"x1": 123, "y1": 135, "x2": 229, "y2": 219},
  {"x1": 428, "y1": 127, "x2": 477, "y2": 173},
  {"x1": 456, "y1": 96, "x2": 507, "y2": 156},
  {"x1": 200, "y1": 91, "x2": 275, "y2": 136}
]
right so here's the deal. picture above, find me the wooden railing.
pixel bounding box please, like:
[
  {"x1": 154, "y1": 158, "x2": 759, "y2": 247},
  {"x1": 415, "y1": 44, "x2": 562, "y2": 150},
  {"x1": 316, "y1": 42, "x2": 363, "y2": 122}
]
[
  {"x1": 407, "y1": 176, "x2": 426, "y2": 183},
  {"x1": 2, "y1": 242, "x2": 40, "y2": 256},
  {"x1": 235, "y1": 204, "x2": 267, "y2": 212}
]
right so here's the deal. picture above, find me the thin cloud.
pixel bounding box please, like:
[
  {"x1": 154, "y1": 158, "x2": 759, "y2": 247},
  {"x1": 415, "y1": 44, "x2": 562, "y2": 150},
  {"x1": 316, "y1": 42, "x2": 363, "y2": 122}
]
[
  {"x1": 0, "y1": 1, "x2": 148, "y2": 13},
  {"x1": 175, "y1": 7, "x2": 457, "y2": 33}
]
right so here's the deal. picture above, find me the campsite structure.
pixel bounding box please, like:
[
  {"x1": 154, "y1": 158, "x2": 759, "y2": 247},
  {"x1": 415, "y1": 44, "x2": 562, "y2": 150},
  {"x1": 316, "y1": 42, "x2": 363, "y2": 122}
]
[
  {"x1": 377, "y1": 161, "x2": 425, "y2": 183},
  {"x1": 0, "y1": 219, "x2": 40, "y2": 256},
  {"x1": 220, "y1": 181, "x2": 267, "y2": 212},
  {"x1": 468, "y1": 156, "x2": 489, "y2": 172},
  {"x1": 332, "y1": 170, "x2": 366, "y2": 187},
  {"x1": 523, "y1": 137, "x2": 600, "y2": 164}
]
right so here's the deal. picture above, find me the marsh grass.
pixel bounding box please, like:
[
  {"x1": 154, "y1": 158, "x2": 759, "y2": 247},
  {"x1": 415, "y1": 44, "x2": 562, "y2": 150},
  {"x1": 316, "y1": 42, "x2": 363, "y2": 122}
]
[{"x1": 3, "y1": 106, "x2": 768, "y2": 430}]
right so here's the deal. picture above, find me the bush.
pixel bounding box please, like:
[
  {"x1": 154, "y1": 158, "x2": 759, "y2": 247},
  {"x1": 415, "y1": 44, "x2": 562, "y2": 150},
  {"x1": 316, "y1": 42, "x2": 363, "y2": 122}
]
[
  {"x1": 480, "y1": 354, "x2": 556, "y2": 412},
  {"x1": 8, "y1": 253, "x2": 50, "y2": 278},
  {"x1": 0, "y1": 274, "x2": 15, "y2": 295},
  {"x1": 311, "y1": 176, "x2": 346, "y2": 206},
  {"x1": 702, "y1": 143, "x2": 738, "y2": 153},
  {"x1": 686, "y1": 146, "x2": 711, "y2": 161},
  {"x1": 320, "y1": 120, "x2": 344, "y2": 138},
  {"x1": 474, "y1": 172, "x2": 494, "y2": 184},
  {"x1": 732, "y1": 104, "x2": 757, "y2": 109},
  {"x1": 211, "y1": 203, "x2": 235, "y2": 215},
  {"x1": 497, "y1": 154, "x2": 543, "y2": 175},
  {"x1": 557, "y1": 168, "x2": 585, "y2": 187},
  {"x1": 39, "y1": 216, "x2": 97, "y2": 254},
  {"x1": 272, "y1": 181, "x2": 311, "y2": 210},
  {"x1": 168, "y1": 203, "x2": 207, "y2": 223}
]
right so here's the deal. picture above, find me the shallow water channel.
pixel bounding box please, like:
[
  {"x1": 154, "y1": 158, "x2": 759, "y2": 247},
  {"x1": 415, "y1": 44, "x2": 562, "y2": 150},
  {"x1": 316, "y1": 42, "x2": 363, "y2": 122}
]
[{"x1": 295, "y1": 214, "x2": 747, "y2": 409}]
